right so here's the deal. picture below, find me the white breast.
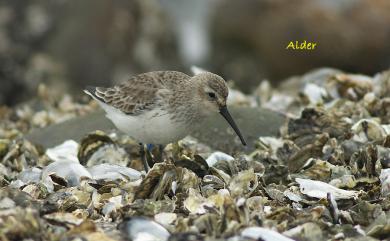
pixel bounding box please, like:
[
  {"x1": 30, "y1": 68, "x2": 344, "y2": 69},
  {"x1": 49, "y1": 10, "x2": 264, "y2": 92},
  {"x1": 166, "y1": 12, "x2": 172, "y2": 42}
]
[{"x1": 101, "y1": 103, "x2": 188, "y2": 144}]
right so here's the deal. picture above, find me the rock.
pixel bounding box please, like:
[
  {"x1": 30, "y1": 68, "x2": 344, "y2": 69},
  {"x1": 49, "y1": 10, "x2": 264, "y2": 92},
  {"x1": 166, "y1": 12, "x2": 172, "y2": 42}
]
[{"x1": 26, "y1": 107, "x2": 285, "y2": 152}]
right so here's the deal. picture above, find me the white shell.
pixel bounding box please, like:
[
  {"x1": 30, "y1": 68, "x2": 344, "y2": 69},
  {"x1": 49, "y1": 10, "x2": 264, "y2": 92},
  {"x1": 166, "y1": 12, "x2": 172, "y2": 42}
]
[
  {"x1": 296, "y1": 178, "x2": 359, "y2": 200},
  {"x1": 380, "y1": 168, "x2": 390, "y2": 197},
  {"x1": 154, "y1": 212, "x2": 177, "y2": 226},
  {"x1": 121, "y1": 218, "x2": 170, "y2": 241},
  {"x1": 42, "y1": 160, "x2": 91, "y2": 187},
  {"x1": 102, "y1": 195, "x2": 123, "y2": 217},
  {"x1": 18, "y1": 167, "x2": 42, "y2": 184},
  {"x1": 206, "y1": 151, "x2": 234, "y2": 167},
  {"x1": 45, "y1": 140, "x2": 79, "y2": 162},
  {"x1": 241, "y1": 227, "x2": 295, "y2": 241},
  {"x1": 351, "y1": 119, "x2": 386, "y2": 142},
  {"x1": 302, "y1": 83, "x2": 328, "y2": 105},
  {"x1": 88, "y1": 163, "x2": 141, "y2": 181}
]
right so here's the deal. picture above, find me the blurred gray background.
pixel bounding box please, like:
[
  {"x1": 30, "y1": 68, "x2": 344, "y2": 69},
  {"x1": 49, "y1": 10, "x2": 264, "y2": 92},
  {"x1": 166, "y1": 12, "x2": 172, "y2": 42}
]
[{"x1": 1, "y1": 0, "x2": 390, "y2": 106}]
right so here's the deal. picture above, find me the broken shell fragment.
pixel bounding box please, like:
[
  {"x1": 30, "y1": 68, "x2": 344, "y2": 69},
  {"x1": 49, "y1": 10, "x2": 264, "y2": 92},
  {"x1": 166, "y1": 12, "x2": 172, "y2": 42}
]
[
  {"x1": 119, "y1": 217, "x2": 170, "y2": 241},
  {"x1": 229, "y1": 169, "x2": 258, "y2": 198},
  {"x1": 282, "y1": 222, "x2": 324, "y2": 240},
  {"x1": 88, "y1": 163, "x2": 141, "y2": 181},
  {"x1": 379, "y1": 168, "x2": 390, "y2": 197},
  {"x1": 206, "y1": 151, "x2": 234, "y2": 167},
  {"x1": 78, "y1": 130, "x2": 130, "y2": 167},
  {"x1": 241, "y1": 227, "x2": 294, "y2": 241},
  {"x1": 46, "y1": 140, "x2": 79, "y2": 162},
  {"x1": 44, "y1": 212, "x2": 84, "y2": 226},
  {"x1": 351, "y1": 119, "x2": 386, "y2": 142},
  {"x1": 0, "y1": 207, "x2": 45, "y2": 240},
  {"x1": 18, "y1": 167, "x2": 42, "y2": 184},
  {"x1": 296, "y1": 178, "x2": 359, "y2": 200},
  {"x1": 154, "y1": 212, "x2": 177, "y2": 228},
  {"x1": 42, "y1": 160, "x2": 91, "y2": 188},
  {"x1": 327, "y1": 192, "x2": 340, "y2": 224},
  {"x1": 102, "y1": 195, "x2": 123, "y2": 218},
  {"x1": 183, "y1": 188, "x2": 214, "y2": 215},
  {"x1": 174, "y1": 155, "x2": 209, "y2": 178}
]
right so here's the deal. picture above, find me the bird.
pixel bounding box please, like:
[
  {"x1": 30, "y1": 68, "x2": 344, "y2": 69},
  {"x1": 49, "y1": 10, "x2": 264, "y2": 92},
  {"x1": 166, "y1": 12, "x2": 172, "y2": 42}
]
[{"x1": 84, "y1": 71, "x2": 246, "y2": 172}]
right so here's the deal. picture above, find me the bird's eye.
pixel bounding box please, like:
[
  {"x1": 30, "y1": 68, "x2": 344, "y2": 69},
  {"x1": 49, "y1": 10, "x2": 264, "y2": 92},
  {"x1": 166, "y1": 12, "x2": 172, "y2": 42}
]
[{"x1": 208, "y1": 92, "x2": 216, "y2": 99}]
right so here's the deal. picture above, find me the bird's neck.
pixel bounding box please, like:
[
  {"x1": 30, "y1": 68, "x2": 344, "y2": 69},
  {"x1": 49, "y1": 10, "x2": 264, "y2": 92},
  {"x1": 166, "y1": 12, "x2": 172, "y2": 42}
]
[{"x1": 170, "y1": 83, "x2": 206, "y2": 124}]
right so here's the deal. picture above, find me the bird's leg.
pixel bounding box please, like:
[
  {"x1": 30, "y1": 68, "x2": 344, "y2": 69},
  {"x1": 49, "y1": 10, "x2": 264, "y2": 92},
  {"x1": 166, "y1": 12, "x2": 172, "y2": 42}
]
[
  {"x1": 172, "y1": 142, "x2": 181, "y2": 162},
  {"x1": 146, "y1": 144, "x2": 155, "y2": 167},
  {"x1": 139, "y1": 143, "x2": 149, "y2": 172},
  {"x1": 157, "y1": 144, "x2": 165, "y2": 163}
]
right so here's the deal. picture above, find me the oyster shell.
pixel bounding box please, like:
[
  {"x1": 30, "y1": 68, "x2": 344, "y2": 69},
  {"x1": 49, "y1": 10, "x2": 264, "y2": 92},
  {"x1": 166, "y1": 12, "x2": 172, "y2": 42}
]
[
  {"x1": 229, "y1": 169, "x2": 258, "y2": 198},
  {"x1": 296, "y1": 178, "x2": 359, "y2": 200},
  {"x1": 88, "y1": 163, "x2": 141, "y2": 181},
  {"x1": 42, "y1": 160, "x2": 91, "y2": 188},
  {"x1": 78, "y1": 130, "x2": 130, "y2": 167},
  {"x1": 46, "y1": 140, "x2": 79, "y2": 162},
  {"x1": 44, "y1": 212, "x2": 84, "y2": 226},
  {"x1": 379, "y1": 168, "x2": 390, "y2": 196},
  {"x1": 206, "y1": 151, "x2": 234, "y2": 167},
  {"x1": 119, "y1": 217, "x2": 170, "y2": 241},
  {"x1": 241, "y1": 227, "x2": 294, "y2": 241},
  {"x1": 0, "y1": 207, "x2": 47, "y2": 240},
  {"x1": 155, "y1": 212, "x2": 177, "y2": 225}
]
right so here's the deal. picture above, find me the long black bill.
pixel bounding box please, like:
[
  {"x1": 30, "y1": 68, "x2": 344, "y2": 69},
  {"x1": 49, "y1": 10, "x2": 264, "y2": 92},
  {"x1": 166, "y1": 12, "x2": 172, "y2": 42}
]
[{"x1": 219, "y1": 106, "x2": 247, "y2": 146}]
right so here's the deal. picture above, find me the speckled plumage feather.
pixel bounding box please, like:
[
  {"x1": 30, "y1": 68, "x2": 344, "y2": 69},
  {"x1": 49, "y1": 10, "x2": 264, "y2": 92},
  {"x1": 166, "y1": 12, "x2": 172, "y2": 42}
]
[{"x1": 87, "y1": 71, "x2": 190, "y2": 115}]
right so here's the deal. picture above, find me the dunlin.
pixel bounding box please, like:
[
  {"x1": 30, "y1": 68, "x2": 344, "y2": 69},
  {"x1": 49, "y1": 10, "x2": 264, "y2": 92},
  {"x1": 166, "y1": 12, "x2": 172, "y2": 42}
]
[{"x1": 84, "y1": 71, "x2": 246, "y2": 171}]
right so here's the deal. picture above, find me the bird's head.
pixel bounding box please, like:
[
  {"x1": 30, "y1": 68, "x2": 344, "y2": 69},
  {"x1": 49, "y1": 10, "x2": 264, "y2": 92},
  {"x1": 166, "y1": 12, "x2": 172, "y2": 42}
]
[
  {"x1": 191, "y1": 72, "x2": 246, "y2": 146},
  {"x1": 192, "y1": 72, "x2": 228, "y2": 113}
]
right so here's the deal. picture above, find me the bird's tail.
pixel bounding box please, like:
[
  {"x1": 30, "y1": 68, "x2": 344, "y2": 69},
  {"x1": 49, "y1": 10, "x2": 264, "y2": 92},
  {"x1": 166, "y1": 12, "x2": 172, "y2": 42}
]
[{"x1": 83, "y1": 85, "x2": 107, "y2": 103}]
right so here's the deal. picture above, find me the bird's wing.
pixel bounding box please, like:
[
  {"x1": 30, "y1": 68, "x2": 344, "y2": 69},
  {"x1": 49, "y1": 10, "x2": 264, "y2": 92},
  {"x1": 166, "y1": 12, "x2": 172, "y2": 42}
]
[{"x1": 85, "y1": 71, "x2": 190, "y2": 115}]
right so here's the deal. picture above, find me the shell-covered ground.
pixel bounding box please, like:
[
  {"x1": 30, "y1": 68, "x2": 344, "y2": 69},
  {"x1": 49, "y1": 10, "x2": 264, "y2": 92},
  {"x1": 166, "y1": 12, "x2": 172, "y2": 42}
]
[{"x1": 1, "y1": 68, "x2": 390, "y2": 241}]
